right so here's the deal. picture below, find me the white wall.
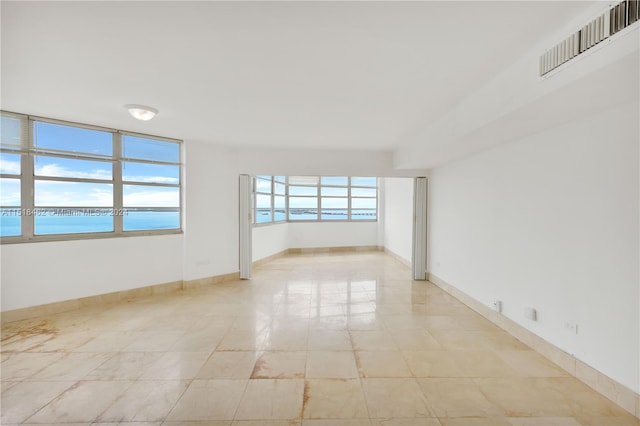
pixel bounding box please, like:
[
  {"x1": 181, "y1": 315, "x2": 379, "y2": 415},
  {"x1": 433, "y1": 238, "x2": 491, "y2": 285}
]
[
  {"x1": 382, "y1": 178, "x2": 413, "y2": 265},
  {"x1": 428, "y1": 101, "x2": 639, "y2": 393},
  {"x1": 253, "y1": 223, "x2": 289, "y2": 262},
  {"x1": 288, "y1": 222, "x2": 378, "y2": 249},
  {"x1": 183, "y1": 142, "x2": 240, "y2": 281},
  {"x1": 0, "y1": 235, "x2": 183, "y2": 311}
]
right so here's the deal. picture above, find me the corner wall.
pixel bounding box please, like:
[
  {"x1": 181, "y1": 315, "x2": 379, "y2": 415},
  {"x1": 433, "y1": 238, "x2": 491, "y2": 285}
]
[
  {"x1": 428, "y1": 101, "x2": 639, "y2": 393},
  {"x1": 382, "y1": 177, "x2": 413, "y2": 265}
]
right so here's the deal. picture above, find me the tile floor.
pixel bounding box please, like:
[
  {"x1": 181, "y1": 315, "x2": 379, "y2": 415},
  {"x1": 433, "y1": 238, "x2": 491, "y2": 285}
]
[{"x1": 1, "y1": 252, "x2": 638, "y2": 426}]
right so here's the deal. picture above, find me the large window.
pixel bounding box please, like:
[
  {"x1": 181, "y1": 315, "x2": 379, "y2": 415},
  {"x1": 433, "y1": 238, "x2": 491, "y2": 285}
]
[
  {"x1": 253, "y1": 175, "x2": 377, "y2": 224},
  {"x1": 0, "y1": 112, "x2": 182, "y2": 242}
]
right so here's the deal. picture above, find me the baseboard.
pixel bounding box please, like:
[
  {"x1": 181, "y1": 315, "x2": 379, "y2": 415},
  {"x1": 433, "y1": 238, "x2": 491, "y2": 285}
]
[
  {"x1": 1, "y1": 280, "x2": 183, "y2": 324},
  {"x1": 287, "y1": 245, "x2": 382, "y2": 254},
  {"x1": 427, "y1": 272, "x2": 640, "y2": 419},
  {"x1": 252, "y1": 249, "x2": 289, "y2": 268},
  {"x1": 1, "y1": 270, "x2": 242, "y2": 324},
  {"x1": 182, "y1": 271, "x2": 241, "y2": 289},
  {"x1": 383, "y1": 247, "x2": 411, "y2": 268}
]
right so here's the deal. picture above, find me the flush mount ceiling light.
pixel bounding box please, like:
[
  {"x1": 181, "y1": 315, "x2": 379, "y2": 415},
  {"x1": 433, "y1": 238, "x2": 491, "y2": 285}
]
[{"x1": 125, "y1": 104, "x2": 158, "y2": 121}]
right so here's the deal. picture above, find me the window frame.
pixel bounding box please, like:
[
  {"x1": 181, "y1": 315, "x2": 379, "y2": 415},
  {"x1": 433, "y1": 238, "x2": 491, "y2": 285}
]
[
  {"x1": 0, "y1": 111, "x2": 183, "y2": 244},
  {"x1": 253, "y1": 175, "x2": 378, "y2": 226}
]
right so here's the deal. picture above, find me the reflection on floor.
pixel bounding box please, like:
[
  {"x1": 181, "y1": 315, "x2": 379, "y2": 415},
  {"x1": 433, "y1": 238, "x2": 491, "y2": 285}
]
[{"x1": 1, "y1": 252, "x2": 638, "y2": 425}]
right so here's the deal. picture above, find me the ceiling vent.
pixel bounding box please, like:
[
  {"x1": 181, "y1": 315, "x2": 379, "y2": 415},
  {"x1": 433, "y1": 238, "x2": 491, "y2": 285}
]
[{"x1": 540, "y1": 0, "x2": 639, "y2": 76}]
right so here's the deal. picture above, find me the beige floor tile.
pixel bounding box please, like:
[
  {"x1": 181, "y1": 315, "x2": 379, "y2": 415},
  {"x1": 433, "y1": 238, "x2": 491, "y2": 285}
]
[
  {"x1": 168, "y1": 329, "x2": 225, "y2": 352},
  {"x1": 235, "y1": 379, "x2": 304, "y2": 420},
  {"x1": 217, "y1": 331, "x2": 267, "y2": 351},
  {"x1": 304, "y1": 420, "x2": 372, "y2": 426},
  {"x1": 0, "y1": 381, "x2": 75, "y2": 424},
  {"x1": 306, "y1": 351, "x2": 358, "y2": 379},
  {"x1": 196, "y1": 351, "x2": 257, "y2": 379},
  {"x1": 263, "y1": 330, "x2": 309, "y2": 351},
  {"x1": 574, "y1": 415, "x2": 640, "y2": 425},
  {"x1": 34, "y1": 353, "x2": 114, "y2": 382},
  {"x1": 163, "y1": 422, "x2": 231, "y2": 426},
  {"x1": 439, "y1": 418, "x2": 510, "y2": 426},
  {"x1": 417, "y1": 378, "x2": 503, "y2": 417},
  {"x1": 507, "y1": 417, "x2": 581, "y2": 425},
  {"x1": 234, "y1": 421, "x2": 302, "y2": 426},
  {"x1": 308, "y1": 331, "x2": 353, "y2": 350},
  {"x1": 356, "y1": 351, "x2": 412, "y2": 378},
  {"x1": 401, "y1": 350, "x2": 466, "y2": 377},
  {"x1": 371, "y1": 419, "x2": 440, "y2": 426},
  {"x1": 361, "y1": 378, "x2": 433, "y2": 418},
  {"x1": 140, "y1": 352, "x2": 210, "y2": 380},
  {"x1": 166, "y1": 379, "x2": 247, "y2": 421},
  {"x1": 85, "y1": 352, "x2": 164, "y2": 380},
  {"x1": 122, "y1": 331, "x2": 185, "y2": 352},
  {"x1": 26, "y1": 380, "x2": 134, "y2": 423},
  {"x1": 475, "y1": 378, "x2": 575, "y2": 417},
  {"x1": 349, "y1": 331, "x2": 397, "y2": 351},
  {"x1": 449, "y1": 350, "x2": 519, "y2": 378},
  {"x1": 251, "y1": 351, "x2": 307, "y2": 379},
  {"x1": 0, "y1": 352, "x2": 66, "y2": 380},
  {"x1": 391, "y1": 330, "x2": 442, "y2": 351},
  {"x1": 98, "y1": 380, "x2": 189, "y2": 422},
  {"x1": 73, "y1": 331, "x2": 137, "y2": 352},
  {"x1": 302, "y1": 379, "x2": 369, "y2": 419},
  {"x1": 496, "y1": 351, "x2": 570, "y2": 377}
]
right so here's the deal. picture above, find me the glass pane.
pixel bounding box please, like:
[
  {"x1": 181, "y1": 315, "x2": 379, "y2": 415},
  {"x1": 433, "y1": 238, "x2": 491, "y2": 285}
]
[
  {"x1": 256, "y1": 208, "x2": 272, "y2": 223},
  {"x1": 351, "y1": 177, "x2": 377, "y2": 187},
  {"x1": 0, "y1": 208, "x2": 21, "y2": 236},
  {"x1": 274, "y1": 183, "x2": 286, "y2": 195},
  {"x1": 289, "y1": 209, "x2": 317, "y2": 220},
  {"x1": 256, "y1": 194, "x2": 271, "y2": 209},
  {"x1": 351, "y1": 187, "x2": 376, "y2": 197},
  {"x1": 256, "y1": 175, "x2": 272, "y2": 181},
  {"x1": 321, "y1": 176, "x2": 348, "y2": 186},
  {"x1": 123, "y1": 185, "x2": 179, "y2": 207},
  {"x1": 0, "y1": 153, "x2": 21, "y2": 175},
  {"x1": 289, "y1": 186, "x2": 317, "y2": 196},
  {"x1": 123, "y1": 161, "x2": 179, "y2": 184},
  {"x1": 321, "y1": 187, "x2": 347, "y2": 196},
  {"x1": 289, "y1": 196, "x2": 317, "y2": 208},
  {"x1": 322, "y1": 197, "x2": 348, "y2": 209},
  {"x1": 352, "y1": 197, "x2": 376, "y2": 209},
  {"x1": 34, "y1": 121, "x2": 112, "y2": 156},
  {"x1": 123, "y1": 209, "x2": 180, "y2": 231},
  {"x1": 289, "y1": 176, "x2": 318, "y2": 185},
  {"x1": 35, "y1": 181, "x2": 113, "y2": 207},
  {"x1": 274, "y1": 195, "x2": 285, "y2": 208},
  {"x1": 255, "y1": 178, "x2": 272, "y2": 193},
  {"x1": 1, "y1": 115, "x2": 24, "y2": 148},
  {"x1": 352, "y1": 209, "x2": 377, "y2": 220},
  {"x1": 122, "y1": 135, "x2": 180, "y2": 163},
  {"x1": 0, "y1": 178, "x2": 20, "y2": 206},
  {"x1": 274, "y1": 176, "x2": 286, "y2": 183},
  {"x1": 35, "y1": 156, "x2": 112, "y2": 180},
  {"x1": 34, "y1": 208, "x2": 114, "y2": 235},
  {"x1": 274, "y1": 209, "x2": 286, "y2": 221},
  {"x1": 321, "y1": 209, "x2": 348, "y2": 220}
]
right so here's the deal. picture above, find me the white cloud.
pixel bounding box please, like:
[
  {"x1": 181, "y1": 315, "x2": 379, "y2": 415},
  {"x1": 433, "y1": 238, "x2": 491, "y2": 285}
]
[
  {"x1": 123, "y1": 189, "x2": 179, "y2": 207},
  {"x1": 35, "y1": 163, "x2": 112, "y2": 180},
  {"x1": 0, "y1": 158, "x2": 21, "y2": 175},
  {"x1": 124, "y1": 175, "x2": 179, "y2": 184}
]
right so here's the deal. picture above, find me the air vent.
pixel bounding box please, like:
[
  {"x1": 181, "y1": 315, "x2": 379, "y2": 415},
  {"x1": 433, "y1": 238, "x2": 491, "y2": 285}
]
[{"x1": 540, "y1": 0, "x2": 639, "y2": 76}]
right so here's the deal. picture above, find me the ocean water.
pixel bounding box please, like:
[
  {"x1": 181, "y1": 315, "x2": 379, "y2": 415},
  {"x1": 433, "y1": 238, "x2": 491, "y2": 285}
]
[{"x1": 0, "y1": 210, "x2": 180, "y2": 237}]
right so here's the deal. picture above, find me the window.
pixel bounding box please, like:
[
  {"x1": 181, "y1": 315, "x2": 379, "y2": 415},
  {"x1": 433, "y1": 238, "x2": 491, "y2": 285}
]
[
  {"x1": 0, "y1": 111, "x2": 182, "y2": 242},
  {"x1": 254, "y1": 176, "x2": 287, "y2": 225},
  {"x1": 253, "y1": 175, "x2": 377, "y2": 224}
]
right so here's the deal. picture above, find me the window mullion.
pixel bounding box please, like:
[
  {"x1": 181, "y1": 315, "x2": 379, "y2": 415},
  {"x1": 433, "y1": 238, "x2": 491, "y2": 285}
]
[
  {"x1": 113, "y1": 133, "x2": 123, "y2": 233},
  {"x1": 22, "y1": 120, "x2": 34, "y2": 239}
]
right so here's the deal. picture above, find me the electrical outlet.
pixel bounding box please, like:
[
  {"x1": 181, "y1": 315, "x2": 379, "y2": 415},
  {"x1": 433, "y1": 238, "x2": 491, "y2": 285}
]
[
  {"x1": 493, "y1": 300, "x2": 502, "y2": 313},
  {"x1": 524, "y1": 307, "x2": 537, "y2": 321},
  {"x1": 565, "y1": 322, "x2": 579, "y2": 334}
]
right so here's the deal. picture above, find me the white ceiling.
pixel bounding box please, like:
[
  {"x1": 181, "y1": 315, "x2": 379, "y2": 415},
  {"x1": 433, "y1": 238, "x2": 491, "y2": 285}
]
[{"x1": 2, "y1": 1, "x2": 594, "y2": 151}]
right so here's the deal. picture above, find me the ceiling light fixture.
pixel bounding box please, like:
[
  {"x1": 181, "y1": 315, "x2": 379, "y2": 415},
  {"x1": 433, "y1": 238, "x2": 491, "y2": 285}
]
[{"x1": 125, "y1": 104, "x2": 158, "y2": 121}]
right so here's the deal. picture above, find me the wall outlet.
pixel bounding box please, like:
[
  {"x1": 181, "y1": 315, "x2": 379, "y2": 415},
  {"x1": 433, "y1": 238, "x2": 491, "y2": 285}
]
[
  {"x1": 565, "y1": 322, "x2": 579, "y2": 334},
  {"x1": 493, "y1": 300, "x2": 502, "y2": 313},
  {"x1": 524, "y1": 307, "x2": 537, "y2": 321}
]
